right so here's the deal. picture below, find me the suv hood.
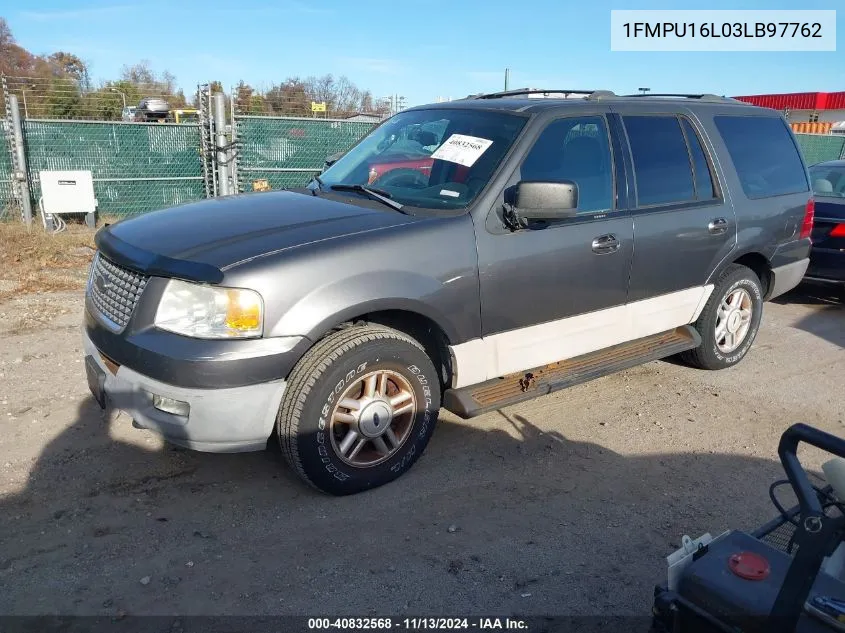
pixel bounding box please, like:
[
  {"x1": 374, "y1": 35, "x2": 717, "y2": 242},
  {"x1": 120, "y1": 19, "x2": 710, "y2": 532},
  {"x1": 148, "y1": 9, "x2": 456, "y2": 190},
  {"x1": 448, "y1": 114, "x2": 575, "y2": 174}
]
[{"x1": 97, "y1": 191, "x2": 418, "y2": 282}]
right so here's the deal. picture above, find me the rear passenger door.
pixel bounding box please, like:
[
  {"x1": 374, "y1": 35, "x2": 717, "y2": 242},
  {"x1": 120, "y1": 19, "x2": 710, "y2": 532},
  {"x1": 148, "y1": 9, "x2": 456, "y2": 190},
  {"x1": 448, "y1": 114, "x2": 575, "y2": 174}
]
[{"x1": 614, "y1": 111, "x2": 736, "y2": 303}]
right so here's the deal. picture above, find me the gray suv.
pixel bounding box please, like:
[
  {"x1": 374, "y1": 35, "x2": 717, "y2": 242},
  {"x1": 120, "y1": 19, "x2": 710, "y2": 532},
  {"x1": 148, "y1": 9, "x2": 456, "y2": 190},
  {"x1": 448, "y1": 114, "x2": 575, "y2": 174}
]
[
  {"x1": 83, "y1": 89, "x2": 814, "y2": 495},
  {"x1": 133, "y1": 97, "x2": 169, "y2": 122}
]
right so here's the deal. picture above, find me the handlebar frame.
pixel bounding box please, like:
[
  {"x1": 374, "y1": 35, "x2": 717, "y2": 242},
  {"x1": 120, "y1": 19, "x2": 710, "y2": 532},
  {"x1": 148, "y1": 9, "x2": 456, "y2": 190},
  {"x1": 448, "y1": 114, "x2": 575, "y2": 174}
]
[
  {"x1": 770, "y1": 423, "x2": 845, "y2": 633},
  {"x1": 778, "y1": 423, "x2": 845, "y2": 517}
]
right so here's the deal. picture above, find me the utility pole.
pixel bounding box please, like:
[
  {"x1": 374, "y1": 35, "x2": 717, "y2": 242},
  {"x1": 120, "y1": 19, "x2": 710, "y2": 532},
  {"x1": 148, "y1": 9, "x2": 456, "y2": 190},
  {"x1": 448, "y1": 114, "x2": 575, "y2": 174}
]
[
  {"x1": 110, "y1": 87, "x2": 127, "y2": 109},
  {"x1": 9, "y1": 95, "x2": 33, "y2": 227},
  {"x1": 504, "y1": 68, "x2": 510, "y2": 91},
  {"x1": 212, "y1": 93, "x2": 231, "y2": 196}
]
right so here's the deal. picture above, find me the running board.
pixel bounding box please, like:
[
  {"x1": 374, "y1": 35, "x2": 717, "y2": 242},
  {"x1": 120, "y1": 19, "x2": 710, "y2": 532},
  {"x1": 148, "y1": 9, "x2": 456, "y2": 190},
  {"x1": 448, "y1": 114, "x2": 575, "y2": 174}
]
[{"x1": 443, "y1": 326, "x2": 701, "y2": 419}]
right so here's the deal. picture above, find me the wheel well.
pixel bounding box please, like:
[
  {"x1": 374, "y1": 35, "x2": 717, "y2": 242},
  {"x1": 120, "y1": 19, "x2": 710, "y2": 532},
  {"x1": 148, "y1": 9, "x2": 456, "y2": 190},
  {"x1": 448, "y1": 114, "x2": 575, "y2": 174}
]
[
  {"x1": 336, "y1": 310, "x2": 453, "y2": 390},
  {"x1": 732, "y1": 253, "x2": 772, "y2": 297}
]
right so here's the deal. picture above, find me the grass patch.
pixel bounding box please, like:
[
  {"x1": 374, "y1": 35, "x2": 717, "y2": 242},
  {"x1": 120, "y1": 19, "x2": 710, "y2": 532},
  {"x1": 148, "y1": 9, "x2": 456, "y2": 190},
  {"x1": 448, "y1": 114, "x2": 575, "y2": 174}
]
[{"x1": 0, "y1": 217, "x2": 116, "y2": 301}]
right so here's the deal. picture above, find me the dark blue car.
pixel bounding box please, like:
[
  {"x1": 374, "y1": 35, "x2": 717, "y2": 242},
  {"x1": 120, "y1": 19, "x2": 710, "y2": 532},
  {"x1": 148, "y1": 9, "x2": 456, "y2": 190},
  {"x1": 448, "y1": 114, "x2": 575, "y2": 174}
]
[{"x1": 806, "y1": 159, "x2": 845, "y2": 297}]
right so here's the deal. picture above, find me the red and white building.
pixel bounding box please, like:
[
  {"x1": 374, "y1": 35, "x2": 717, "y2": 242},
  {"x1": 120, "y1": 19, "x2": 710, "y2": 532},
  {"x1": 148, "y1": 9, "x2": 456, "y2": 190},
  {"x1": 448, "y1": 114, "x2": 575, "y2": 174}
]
[{"x1": 732, "y1": 91, "x2": 845, "y2": 125}]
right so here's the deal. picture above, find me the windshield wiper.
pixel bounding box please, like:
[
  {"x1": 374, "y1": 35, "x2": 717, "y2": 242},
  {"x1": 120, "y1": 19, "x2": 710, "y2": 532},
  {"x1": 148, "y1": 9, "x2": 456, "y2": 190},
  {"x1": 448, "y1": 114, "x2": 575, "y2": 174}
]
[{"x1": 329, "y1": 184, "x2": 406, "y2": 213}]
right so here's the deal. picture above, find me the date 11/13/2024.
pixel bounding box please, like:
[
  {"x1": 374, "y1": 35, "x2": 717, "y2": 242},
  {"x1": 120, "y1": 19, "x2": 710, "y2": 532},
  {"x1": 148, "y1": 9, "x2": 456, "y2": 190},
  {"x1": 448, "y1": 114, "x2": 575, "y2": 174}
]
[{"x1": 307, "y1": 617, "x2": 529, "y2": 630}]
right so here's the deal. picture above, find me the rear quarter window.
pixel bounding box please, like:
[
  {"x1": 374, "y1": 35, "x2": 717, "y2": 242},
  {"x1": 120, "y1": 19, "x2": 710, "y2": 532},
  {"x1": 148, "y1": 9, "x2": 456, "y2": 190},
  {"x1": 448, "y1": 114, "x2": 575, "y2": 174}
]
[{"x1": 714, "y1": 115, "x2": 808, "y2": 200}]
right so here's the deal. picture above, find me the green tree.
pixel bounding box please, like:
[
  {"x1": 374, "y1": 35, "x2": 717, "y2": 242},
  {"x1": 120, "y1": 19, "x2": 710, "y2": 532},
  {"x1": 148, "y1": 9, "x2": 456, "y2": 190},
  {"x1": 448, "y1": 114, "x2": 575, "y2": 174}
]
[
  {"x1": 44, "y1": 77, "x2": 83, "y2": 118},
  {"x1": 234, "y1": 81, "x2": 254, "y2": 113},
  {"x1": 266, "y1": 78, "x2": 310, "y2": 116},
  {"x1": 248, "y1": 94, "x2": 266, "y2": 115}
]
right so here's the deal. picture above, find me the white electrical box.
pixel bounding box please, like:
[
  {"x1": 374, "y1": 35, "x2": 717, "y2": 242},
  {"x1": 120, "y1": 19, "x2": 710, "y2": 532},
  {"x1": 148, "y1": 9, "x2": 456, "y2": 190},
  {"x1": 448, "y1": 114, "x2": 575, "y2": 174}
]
[{"x1": 39, "y1": 170, "x2": 97, "y2": 215}]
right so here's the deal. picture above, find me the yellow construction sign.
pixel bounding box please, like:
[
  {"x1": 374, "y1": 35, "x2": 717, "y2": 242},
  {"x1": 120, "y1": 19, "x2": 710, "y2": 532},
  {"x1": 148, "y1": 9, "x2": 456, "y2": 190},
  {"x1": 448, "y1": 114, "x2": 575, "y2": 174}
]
[{"x1": 311, "y1": 101, "x2": 327, "y2": 112}]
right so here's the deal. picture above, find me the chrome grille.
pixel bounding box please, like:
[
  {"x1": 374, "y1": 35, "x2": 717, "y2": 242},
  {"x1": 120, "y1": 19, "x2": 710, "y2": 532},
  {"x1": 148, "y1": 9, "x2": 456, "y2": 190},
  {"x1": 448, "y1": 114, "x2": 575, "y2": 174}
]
[{"x1": 87, "y1": 253, "x2": 148, "y2": 330}]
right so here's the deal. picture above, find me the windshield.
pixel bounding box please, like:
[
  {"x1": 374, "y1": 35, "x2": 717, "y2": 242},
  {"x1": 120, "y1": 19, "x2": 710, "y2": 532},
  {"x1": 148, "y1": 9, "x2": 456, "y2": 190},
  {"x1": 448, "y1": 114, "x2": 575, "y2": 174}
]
[
  {"x1": 809, "y1": 164, "x2": 845, "y2": 198},
  {"x1": 316, "y1": 108, "x2": 527, "y2": 210}
]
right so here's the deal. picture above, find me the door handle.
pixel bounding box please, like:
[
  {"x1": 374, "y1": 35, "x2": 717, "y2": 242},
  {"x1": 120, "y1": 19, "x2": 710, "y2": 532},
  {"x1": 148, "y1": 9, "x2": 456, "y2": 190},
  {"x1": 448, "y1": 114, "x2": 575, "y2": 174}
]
[
  {"x1": 708, "y1": 218, "x2": 729, "y2": 235},
  {"x1": 592, "y1": 234, "x2": 620, "y2": 254}
]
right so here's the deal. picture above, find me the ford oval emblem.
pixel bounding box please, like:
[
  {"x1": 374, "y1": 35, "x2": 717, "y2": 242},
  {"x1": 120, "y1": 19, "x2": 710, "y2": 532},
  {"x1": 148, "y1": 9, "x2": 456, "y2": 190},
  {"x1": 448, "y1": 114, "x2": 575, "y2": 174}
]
[{"x1": 94, "y1": 270, "x2": 111, "y2": 294}]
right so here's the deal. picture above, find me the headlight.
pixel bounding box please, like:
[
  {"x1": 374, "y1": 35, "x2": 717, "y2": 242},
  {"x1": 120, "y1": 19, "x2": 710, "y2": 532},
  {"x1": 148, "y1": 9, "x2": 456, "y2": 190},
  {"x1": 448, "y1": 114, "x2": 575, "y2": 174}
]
[{"x1": 154, "y1": 279, "x2": 264, "y2": 339}]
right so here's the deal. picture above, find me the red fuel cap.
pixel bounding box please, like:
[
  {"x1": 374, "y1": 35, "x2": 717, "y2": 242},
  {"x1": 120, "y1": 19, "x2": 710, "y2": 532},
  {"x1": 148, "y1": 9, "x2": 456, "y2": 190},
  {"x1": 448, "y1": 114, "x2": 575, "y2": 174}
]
[{"x1": 729, "y1": 551, "x2": 771, "y2": 581}]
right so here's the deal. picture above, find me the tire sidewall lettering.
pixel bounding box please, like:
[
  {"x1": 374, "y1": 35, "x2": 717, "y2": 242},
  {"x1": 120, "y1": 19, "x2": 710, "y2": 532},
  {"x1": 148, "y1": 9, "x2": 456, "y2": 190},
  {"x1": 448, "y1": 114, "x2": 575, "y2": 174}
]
[
  {"x1": 315, "y1": 361, "x2": 368, "y2": 480},
  {"x1": 710, "y1": 277, "x2": 762, "y2": 363},
  {"x1": 307, "y1": 352, "x2": 438, "y2": 487}
]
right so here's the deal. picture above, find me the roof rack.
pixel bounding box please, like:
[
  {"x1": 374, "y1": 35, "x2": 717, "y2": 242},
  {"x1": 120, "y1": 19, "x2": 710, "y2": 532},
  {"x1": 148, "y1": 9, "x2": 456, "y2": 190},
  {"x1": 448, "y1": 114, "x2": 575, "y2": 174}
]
[
  {"x1": 460, "y1": 90, "x2": 749, "y2": 105},
  {"x1": 620, "y1": 93, "x2": 737, "y2": 103},
  {"x1": 470, "y1": 89, "x2": 616, "y2": 101}
]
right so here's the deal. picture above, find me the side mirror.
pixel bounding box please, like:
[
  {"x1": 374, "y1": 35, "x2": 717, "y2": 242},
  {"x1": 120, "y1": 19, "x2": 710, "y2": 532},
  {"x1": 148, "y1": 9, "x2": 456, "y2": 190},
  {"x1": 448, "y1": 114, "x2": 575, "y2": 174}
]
[
  {"x1": 511, "y1": 180, "x2": 578, "y2": 220},
  {"x1": 324, "y1": 151, "x2": 345, "y2": 169},
  {"x1": 412, "y1": 131, "x2": 438, "y2": 146}
]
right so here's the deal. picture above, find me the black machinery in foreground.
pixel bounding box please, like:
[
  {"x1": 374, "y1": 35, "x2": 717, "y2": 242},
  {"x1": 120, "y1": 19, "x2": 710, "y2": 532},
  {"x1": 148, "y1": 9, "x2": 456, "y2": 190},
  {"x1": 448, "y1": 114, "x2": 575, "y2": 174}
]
[{"x1": 652, "y1": 423, "x2": 845, "y2": 633}]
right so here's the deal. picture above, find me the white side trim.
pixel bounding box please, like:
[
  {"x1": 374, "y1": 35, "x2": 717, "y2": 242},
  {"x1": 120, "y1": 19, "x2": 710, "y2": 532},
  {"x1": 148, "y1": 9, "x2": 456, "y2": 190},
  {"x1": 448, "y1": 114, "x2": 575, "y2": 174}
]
[
  {"x1": 450, "y1": 285, "x2": 714, "y2": 389},
  {"x1": 690, "y1": 285, "x2": 714, "y2": 322}
]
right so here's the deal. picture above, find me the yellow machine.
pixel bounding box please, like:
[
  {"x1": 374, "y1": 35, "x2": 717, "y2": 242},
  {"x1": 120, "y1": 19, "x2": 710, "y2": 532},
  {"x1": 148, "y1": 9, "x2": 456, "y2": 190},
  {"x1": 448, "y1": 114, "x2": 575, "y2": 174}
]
[{"x1": 172, "y1": 109, "x2": 199, "y2": 124}]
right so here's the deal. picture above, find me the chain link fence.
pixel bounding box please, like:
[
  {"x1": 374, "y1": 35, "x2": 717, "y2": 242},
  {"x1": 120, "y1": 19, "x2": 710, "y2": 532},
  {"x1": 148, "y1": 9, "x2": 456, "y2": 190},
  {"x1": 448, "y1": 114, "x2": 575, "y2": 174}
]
[
  {"x1": 794, "y1": 133, "x2": 845, "y2": 165},
  {"x1": 22, "y1": 120, "x2": 206, "y2": 218},
  {"x1": 0, "y1": 75, "x2": 383, "y2": 223},
  {"x1": 234, "y1": 116, "x2": 378, "y2": 192},
  {"x1": 0, "y1": 121, "x2": 15, "y2": 220}
]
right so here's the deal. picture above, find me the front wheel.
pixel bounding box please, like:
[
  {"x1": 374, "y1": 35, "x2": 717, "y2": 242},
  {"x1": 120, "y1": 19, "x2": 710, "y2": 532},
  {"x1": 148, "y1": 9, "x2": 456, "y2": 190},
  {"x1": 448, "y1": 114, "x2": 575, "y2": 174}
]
[
  {"x1": 277, "y1": 325, "x2": 441, "y2": 495},
  {"x1": 681, "y1": 264, "x2": 764, "y2": 370}
]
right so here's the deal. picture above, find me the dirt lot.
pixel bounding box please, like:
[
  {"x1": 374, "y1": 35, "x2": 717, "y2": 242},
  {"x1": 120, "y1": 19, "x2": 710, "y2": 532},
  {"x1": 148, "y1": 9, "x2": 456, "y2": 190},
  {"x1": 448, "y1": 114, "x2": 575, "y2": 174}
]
[{"x1": 0, "y1": 283, "x2": 842, "y2": 621}]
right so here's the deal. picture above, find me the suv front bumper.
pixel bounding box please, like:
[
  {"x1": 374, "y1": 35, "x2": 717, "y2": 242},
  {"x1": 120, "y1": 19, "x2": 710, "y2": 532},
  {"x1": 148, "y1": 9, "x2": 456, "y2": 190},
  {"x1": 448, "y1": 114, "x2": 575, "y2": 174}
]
[
  {"x1": 81, "y1": 299, "x2": 306, "y2": 452},
  {"x1": 83, "y1": 329, "x2": 287, "y2": 452}
]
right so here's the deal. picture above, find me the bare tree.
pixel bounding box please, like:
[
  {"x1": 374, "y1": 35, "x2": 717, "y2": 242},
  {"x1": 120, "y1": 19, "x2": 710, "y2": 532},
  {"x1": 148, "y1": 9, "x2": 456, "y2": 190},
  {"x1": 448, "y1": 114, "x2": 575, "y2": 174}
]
[
  {"x1": 306, "y1": 74, "x2": 336, "y2": 110},
  {"x1": 161, "y1": 71, "x2": 178, "y2": 95},
  {"x1": 333, "y1": 75, "x2": 361, "y2": 114},
  {"x1": 120, "y1": 60, "x2": 157, "y2": 85}
]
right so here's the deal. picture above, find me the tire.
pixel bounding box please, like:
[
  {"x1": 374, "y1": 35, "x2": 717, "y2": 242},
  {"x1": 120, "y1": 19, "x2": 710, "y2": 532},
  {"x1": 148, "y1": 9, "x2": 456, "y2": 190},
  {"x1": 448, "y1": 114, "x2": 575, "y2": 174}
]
[
  {"x1": 681, "y1": 264, "x2": 764, "y2": 370},
  {"x1": 277, "y1": 324, "x2": 441, "y2": 495}
]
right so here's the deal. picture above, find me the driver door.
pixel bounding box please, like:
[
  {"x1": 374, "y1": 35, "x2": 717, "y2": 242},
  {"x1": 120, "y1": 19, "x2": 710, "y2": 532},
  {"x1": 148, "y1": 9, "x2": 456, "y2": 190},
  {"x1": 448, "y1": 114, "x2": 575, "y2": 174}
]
[{"x1": 467, "y1": 113, "x2": 635, "y2": 384}]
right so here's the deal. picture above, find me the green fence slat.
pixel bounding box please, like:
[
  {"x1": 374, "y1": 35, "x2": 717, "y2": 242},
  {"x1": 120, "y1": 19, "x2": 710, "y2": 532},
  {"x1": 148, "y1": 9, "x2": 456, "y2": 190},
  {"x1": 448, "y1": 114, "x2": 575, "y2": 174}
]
[
  {"x1": 794, "y1": 133, "x2": 845, "y2": 166},
  {"x1": 235, "y1": 116, "x2": 376, "y2": 192},
  {"x1": 21, "y1": 120, "x2": 205, "y2": 218},
  {"x1": 0, "y1": 127, "x2": 15, "y2": 220}
]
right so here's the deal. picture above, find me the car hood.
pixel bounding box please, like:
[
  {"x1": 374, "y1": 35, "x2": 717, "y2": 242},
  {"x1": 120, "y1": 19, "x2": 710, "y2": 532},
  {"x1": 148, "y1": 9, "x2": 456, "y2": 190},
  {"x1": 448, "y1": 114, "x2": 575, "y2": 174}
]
[{"x1": 97, "y1": 191, "x2": 419, "y2": 282}]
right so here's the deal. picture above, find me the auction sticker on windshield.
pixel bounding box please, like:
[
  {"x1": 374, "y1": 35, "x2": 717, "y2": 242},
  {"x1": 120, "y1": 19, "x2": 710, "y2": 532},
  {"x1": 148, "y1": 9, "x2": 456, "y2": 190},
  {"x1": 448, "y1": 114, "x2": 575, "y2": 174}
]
[{"x1": 431, "y1": 134, "x2": 493, "y2": 167}]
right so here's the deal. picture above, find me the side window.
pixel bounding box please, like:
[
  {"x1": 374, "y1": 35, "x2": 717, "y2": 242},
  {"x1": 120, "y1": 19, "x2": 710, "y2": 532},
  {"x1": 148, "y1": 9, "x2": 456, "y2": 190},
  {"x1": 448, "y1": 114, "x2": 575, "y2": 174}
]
[
  {"x1": 519, "y1": 116, "x2": 613, "y2": 214},
  {"x1": 681, "y1": 118, "x2": 716, "y2": 200},
  {"x1": 713, "y1": 115, "x2": 809, "y2": 199},
  {"x1": 623, "y1": 115, "x2": 695, "y2": 206}
]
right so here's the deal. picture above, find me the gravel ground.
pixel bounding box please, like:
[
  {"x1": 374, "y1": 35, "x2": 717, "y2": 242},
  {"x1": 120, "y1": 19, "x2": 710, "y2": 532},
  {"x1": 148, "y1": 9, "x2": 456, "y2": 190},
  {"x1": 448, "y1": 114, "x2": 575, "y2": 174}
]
[{"x1": 0, "y1": 284, "x2": 842, "y2": 621}]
